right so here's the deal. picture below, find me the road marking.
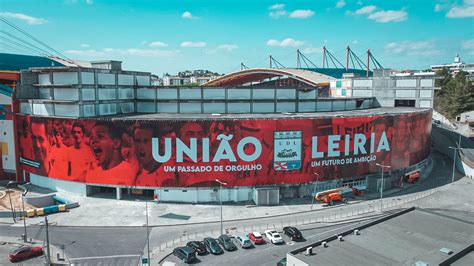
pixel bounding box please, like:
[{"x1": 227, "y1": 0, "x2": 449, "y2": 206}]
[{"x1": 69, "y1": 254, "x2": 141, "y2": 261}]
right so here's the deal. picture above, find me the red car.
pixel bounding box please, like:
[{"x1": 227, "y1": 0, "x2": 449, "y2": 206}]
[
  {"x1": 248, "y1": 232, "x2": 266, "y2": 245},
  {"x1": 9, "y1": 246, "x2": 44, "y2": 262}
]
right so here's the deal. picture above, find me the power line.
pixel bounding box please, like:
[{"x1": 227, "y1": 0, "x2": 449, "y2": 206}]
[
  {"x1": 0, "y1": 42, "x2": 36, "y2": 55},
  {"x1": 0, "y1": 36, "x2": 46, "y2": 56},
  {"x1": 0, "y1": 30, "x2": 53, "y2": 56},
  {"x1": 0, "y1": 17, "x2": 72, "y2": 61}
]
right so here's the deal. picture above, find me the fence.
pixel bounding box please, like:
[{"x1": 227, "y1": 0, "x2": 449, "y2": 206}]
[{"x1": 156, "y1": 186, "x2": 441, "y2": 252}]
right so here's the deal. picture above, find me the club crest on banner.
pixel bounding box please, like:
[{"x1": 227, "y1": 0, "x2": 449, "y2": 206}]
[{"x1": 273, "y1": 131, "x2": 302, "y2": 171}]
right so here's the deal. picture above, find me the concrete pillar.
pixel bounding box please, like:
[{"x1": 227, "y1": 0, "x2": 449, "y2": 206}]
[
  {"x1": 233, "y1": 188, "x2": 238, "y2": 203},
  {"x1": 116, "y1": 188, "x2": 122, "y2": 200}
]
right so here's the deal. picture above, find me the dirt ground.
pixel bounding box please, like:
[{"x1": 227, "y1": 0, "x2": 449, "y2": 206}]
[{"x1": 0, "y1": 189, "x2": 37, "y2": 211}]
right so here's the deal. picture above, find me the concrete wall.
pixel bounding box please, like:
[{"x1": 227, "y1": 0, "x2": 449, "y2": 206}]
[
  {"x1": 155, "y1": 186, "x2": 253, "y2": 203},
  {"x1": 0, "y1": 120, "x2": 16, "y2": 171},
  {"x1": 24, "y1": 193, "x2": 55, "y2": 207},
  {"x1": 287, "y1": 253, "x2": 308, "y2": 266},
  {"x1": 30, "y1": 173, "x2": 87, "y2": 195}
]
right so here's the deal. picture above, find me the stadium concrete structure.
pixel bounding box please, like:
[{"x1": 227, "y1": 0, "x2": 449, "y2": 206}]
[{"x1": 13, "y1": 59, "x2": 437, "y2": 203}]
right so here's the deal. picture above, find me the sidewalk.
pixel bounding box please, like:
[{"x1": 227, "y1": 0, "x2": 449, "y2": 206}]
[{"x1": 0, "y1": 156, "x2": 436, "y2": 228}]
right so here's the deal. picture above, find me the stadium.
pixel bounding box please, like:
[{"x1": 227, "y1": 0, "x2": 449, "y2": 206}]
[{"x1": 8, "y1": 50, "x2": 437, "y2": 204}]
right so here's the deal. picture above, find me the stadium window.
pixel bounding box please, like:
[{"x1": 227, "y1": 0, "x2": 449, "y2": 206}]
[{"x1": 395, "y1": 99, "x2": 415, "y2": 107}]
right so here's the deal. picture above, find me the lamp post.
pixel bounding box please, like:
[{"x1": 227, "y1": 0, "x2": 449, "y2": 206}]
[
  {"x1": 311, "y1": 173, "x2": 320, "y2": 210},
  {"x1": 145, "y1": 200, "x2": 150, "y2": 266},
  {"x1": 215, "y1": 179, "x2": 227, "y2": 235},
  {"x1": 7, "y1": 189, "x2": 15, "y2": 223},
  {"x1": 375, "y1": 163, "x2": 391, "y2": 212},
  {"x1": 136, "y1": 199, "x2": 151, "y2": 265},
  {"x1": 45, "y1": 216, "x2": 51, "y2": 265},
  {"x1": 449, "y1": 133, "x2": 462, "y2": 184},
  {"x1": 20, "y1": 184, "x2": 29, "y2": 242}
]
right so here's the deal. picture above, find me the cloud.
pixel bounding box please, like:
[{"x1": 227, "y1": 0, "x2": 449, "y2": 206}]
[
  {"x1": 217, "y1": 44, "x2": 239, "y2": 51},
  {"x1": 289, "y1": 9, "x2": 315, "y2": 19},
  {"x1": 269, "y1": 4, "x2": 285, "y2": 10},
  {"x1": 355, "y1": 5, "x2": 376, "y2": 14},
  {"x1": 336, "y1": 0, "x2": 346, "y2": 8},
  {"x1": 65, "y1": 48, "x2": 179, "y2": 57},
  {"x1": 182, "y1": 11, "x2": 196, "y2": 19},
  {"x1": 181, "y1": 41, "x2": 206, "y2": 47},
  {"x1": 368, "y1": 10, "x2": 407, "y2": 23},
  {"x1": 446, "y1": 6, "x2": 474, "y2": 18},
  {"x1": 0, "y1": 12, "x2": 47, "y2": 25},
  {"x1": 205, "y1": 44, "x2": 239, "y2": 54},
  {"x1": 269, "y1": 5, "x2": 314, "y2": 19},
  {"x1": 434, "y1": 4, "x2": 442, "y2": 12},
  {"x1": 269, "y1": 4, "x2": 286, "y2": 18},
  {"x1": 267, "y1": 38, "x2": 304, "y2": 47},
  {"x1": 81, "y1": 44, "x2": 90, "y2": 48},
  {"x1": 348, "y1": 5, "x2": 407, "y2": 23},
  {"x1": 269, "y1": 10, "x2": 287, "y2": 18},
  {"x1": 302, "y1": 47, "x2": 322, "y2": 54},
  {"x1": 385, "y1": 40, "x2": 442, "y2": 57},
  {"x1": 148, "y1": 41, "x2": 168, "y2": 48},
  {"x1": 462, "y1": 39, "x2": 474, "y2": 54}
]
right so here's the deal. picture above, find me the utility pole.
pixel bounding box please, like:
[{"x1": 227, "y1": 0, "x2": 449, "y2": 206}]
[
  {"x1": 311, "y1": 173, "x2": 320, "y2": 210},
  {"x1": 45, "y1": 216, "x2": 51, "y2": 265},
  {"x1": 19, "y1": 183, "x2": 30, "y2": 242},
  {"x1": 145, "y1": 201, "x2": 150, "y2": 266},
  {"x1": 21, "y1": 190, "x2": 28, "y2": 242},
  {"x1": 7, "y1": 189, "x2": 15, "y2": 223},
  {"x1": 215, "y1": 179, "x2": 227, "y2": 235},
  {"x1": 449, "y1": 133, "x2": 462, "y2": 184},
  {"x1": 376, "y1": 163, "x2": 391, "y2": 212}
]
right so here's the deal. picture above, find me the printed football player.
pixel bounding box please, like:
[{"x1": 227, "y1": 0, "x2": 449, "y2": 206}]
[
  {"x1": 85, "y1": 122, "x2": 137, "y2": 185},
  {"x1": 134, "y1": 123, "x2": 176, "y2": 187},
  {"x1": 65, "y1": 122, "x2": 94, "y2": 182},
  {"x1": 30, "y1": 118, "x2": 52, "y2": 176}
]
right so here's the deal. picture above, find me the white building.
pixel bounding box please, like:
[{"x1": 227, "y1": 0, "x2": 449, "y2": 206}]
[
  {"x1": 431, "y1": 54, "x2": 474, "y2": 77},
  {"x1": 329, "y1": 69, "x2": 438, "y2": 108}
]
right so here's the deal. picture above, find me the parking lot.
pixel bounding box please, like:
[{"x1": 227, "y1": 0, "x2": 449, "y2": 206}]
[
  {"x1": 164, "y1": 233, "x2": 292, "y2": 265},
  {"x1": 161, "y1": 217, "x2": 379, "y2": 265}
]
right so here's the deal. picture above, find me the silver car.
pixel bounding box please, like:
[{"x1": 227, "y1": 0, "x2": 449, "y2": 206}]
[{"x1": 236, "y1": 235, "x2": 254, "y2": 249}]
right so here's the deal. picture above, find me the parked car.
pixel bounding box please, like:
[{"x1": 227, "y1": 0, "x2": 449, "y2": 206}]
[
  {"x1": 277, "y1": 257, "x2": 287, "y2": 266},
  {"x1": 9, "y1": 246, "x2": 43, "y2": 262},
  {"x1": 173, "y1": 246, "x2": 197, "y2": 263},
  {"x1": 283, "y1": 226, "x2": 304, "y2": 241},
  {"x1": 203, "y1": 237, "x2": 224, "y2": 255},
  {"x1": 248, "y1": 232, "x2": 266, "y2": 245},
  {"x1": 236, "y1": 235, "x2": 254, "y2": 249},
  {"x1": 264, "y1": 230, "x2": 284, "y2": 244},
  {"x1": 186, "y1": 241, "x2": 207, "y2": 255},
  {"x1": 218, "y1": 234, "x2": 238, "y2": 251}
]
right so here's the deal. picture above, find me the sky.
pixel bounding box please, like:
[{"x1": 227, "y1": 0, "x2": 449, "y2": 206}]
[{"x1": 1, "y1": 0, "x2": 473, "y2": 75}]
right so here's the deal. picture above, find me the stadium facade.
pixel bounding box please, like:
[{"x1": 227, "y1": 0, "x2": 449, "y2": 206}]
[{"x1": 13, "y1": 60, "x2": 436, "y2": 203}]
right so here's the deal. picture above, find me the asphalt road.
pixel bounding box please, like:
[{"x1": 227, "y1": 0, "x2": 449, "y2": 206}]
[{"x1": 0, "y1": 225, "x2": 146, "y2": 265}]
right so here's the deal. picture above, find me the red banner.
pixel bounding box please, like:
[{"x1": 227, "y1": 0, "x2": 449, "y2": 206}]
[{"x1": 15, "y1": 110, "x2": 432, "y2": 187}]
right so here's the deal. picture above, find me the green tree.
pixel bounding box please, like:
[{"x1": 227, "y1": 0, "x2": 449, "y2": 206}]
[{"x1": 434, "y1": 68, "x2": 474, "y2": 119}]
